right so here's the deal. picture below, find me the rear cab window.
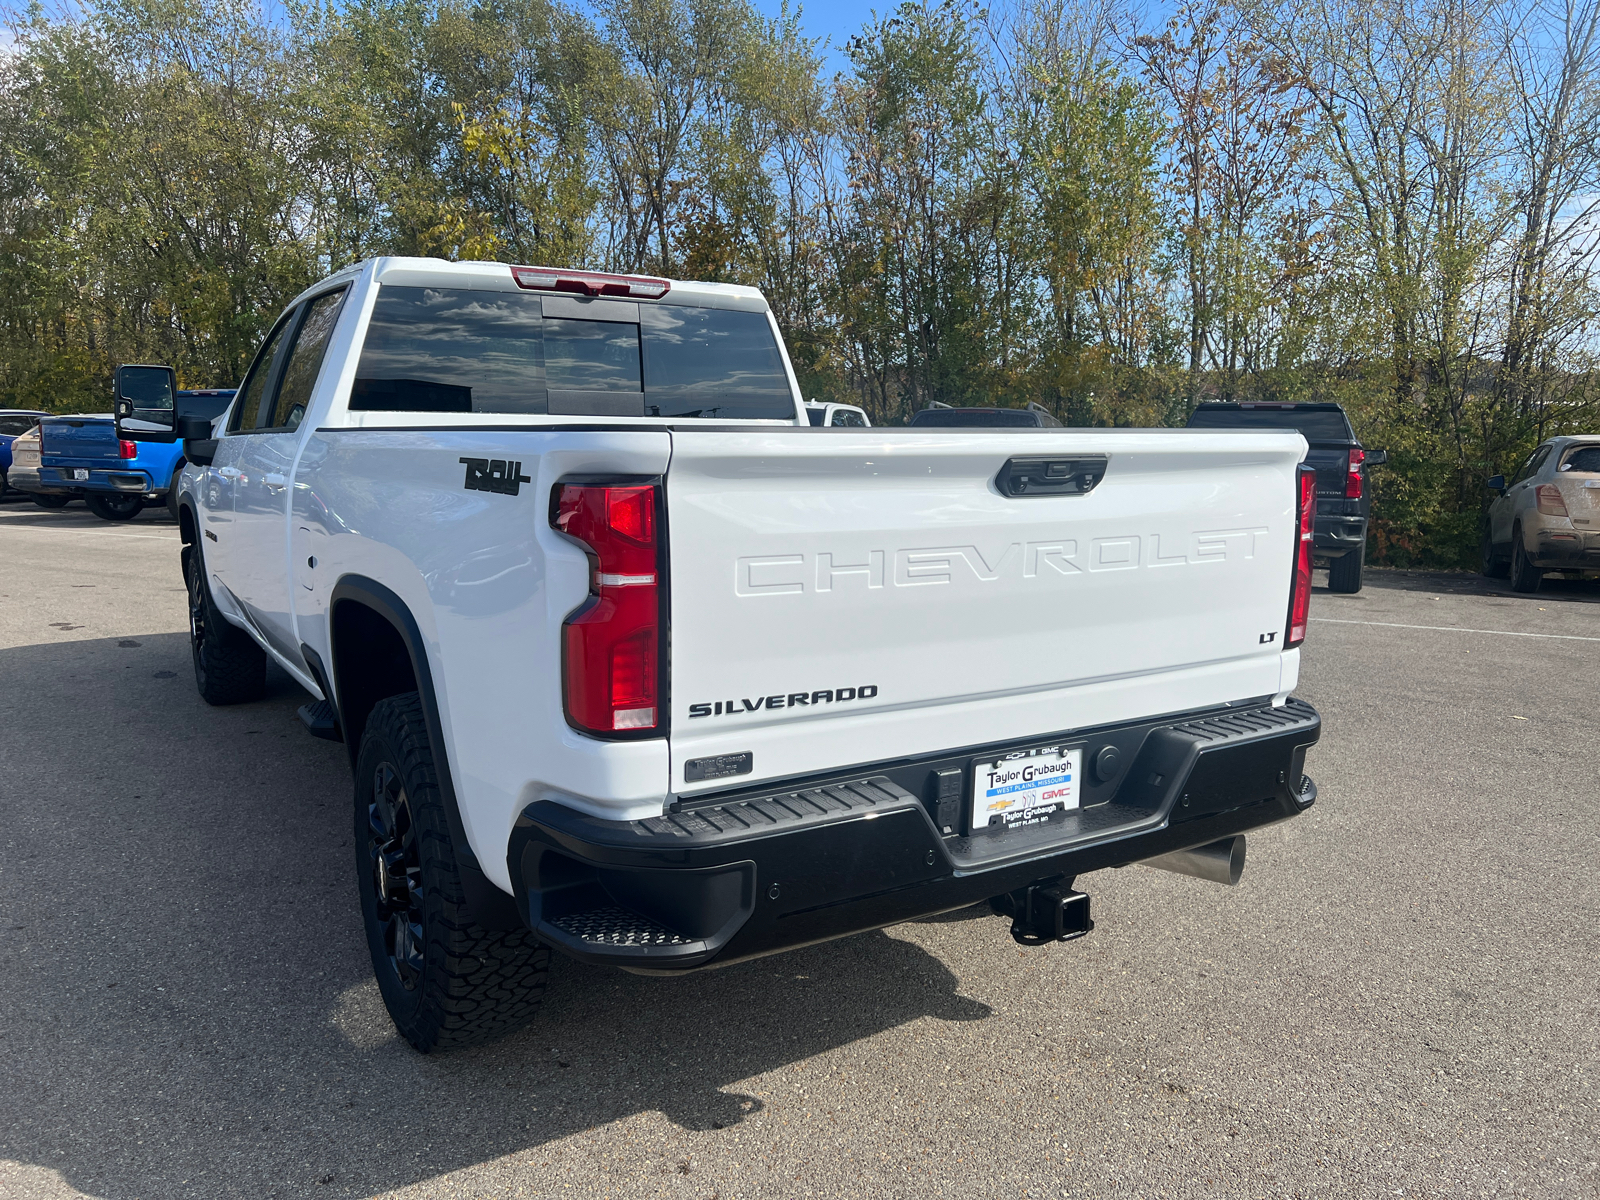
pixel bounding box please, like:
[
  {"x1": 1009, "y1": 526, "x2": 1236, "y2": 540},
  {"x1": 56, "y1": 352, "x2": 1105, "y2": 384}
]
[
  {"x1": 178, "y1": 394, "x2": 234, "y2": 423},
  {"x1": 1186, "y1": 406, "x2": 1355, "y2": 442},
  {"x1": 350, "y1": 285, "x2": 797, "y2": 421},
  {"x1": 909, "y1": 409, "x2": 1043, "y2": 428}
]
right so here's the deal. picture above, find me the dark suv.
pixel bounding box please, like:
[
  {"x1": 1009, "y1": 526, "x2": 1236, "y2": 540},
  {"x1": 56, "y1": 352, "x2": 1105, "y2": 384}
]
[{"x1": 1186, "y1": 402, "x2": 1385, "y2": 593}]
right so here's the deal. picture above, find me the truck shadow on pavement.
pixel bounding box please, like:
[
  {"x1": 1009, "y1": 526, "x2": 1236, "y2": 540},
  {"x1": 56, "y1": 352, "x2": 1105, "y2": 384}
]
[
  {"x1": 0, "y1": 632, "x2": 992, "y2": 1200},
  {"x1": 1357, "y1": 564, "x2": 1600, "y2": 604}
]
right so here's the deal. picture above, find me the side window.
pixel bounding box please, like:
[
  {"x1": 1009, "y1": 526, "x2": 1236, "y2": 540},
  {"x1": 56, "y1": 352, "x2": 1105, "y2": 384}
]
[
  {"x1": 228, "y1": 317, "x2": 294, "y2": 434},
  {"x1": 1511, "y1": 449, "x2": 1539, "y2": 485},
  {"x1": 264, "y1": 289, "x2": 347, "y2": 432},
  {"x1": 832, "y1": 408, "x2": 866, "y2": 427}
]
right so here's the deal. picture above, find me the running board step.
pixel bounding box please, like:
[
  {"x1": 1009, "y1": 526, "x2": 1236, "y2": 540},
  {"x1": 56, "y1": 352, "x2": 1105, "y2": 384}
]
[{"x1": 297, "y1": 699, "x2": 342, "y2": 742}]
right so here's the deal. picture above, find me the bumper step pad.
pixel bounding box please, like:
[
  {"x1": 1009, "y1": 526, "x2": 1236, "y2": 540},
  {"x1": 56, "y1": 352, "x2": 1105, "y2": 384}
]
[
  {"x1": 1166, "y1": 699, "x2": 1320, "y2": 743},
  {"x1": 636, "y1": 777, "x2": 913, "y2": 843},
  {"x1": 549, "y1": 906, "x2": 693, "y2": 948}
]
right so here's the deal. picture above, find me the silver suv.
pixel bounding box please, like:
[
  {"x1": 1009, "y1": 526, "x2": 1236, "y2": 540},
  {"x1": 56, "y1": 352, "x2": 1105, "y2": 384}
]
[{"x1": 1484, "y1": 437, "x2": 1600, "y2": 591}]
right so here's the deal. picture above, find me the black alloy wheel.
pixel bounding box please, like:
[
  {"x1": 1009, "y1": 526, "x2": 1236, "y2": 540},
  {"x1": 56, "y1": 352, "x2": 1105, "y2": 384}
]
[
  {"x1": 367, "y1": 763, "x2": 426, "y2": 991},
  {"x1": 86, "y1": 492, "x2": 144, "y2": 521},
  {"x1": 187, "y1": 552, "x2": 205, "y2": 644},
  {"x1": 354, "y1": 693, "x2": 550, "y2": 1052},
  {"x1": 185, "y1": 543, "x2": 266, "y2": 704}
]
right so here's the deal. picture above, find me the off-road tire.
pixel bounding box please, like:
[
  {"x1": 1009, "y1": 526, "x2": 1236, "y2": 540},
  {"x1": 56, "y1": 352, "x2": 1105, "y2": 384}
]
[
  {"x1": 166, "y1": 468, "x2": 183, "y2": 521},
  {"x1": 31, "y1": 494, "x2": 70, "y2": 509},
  {"x1": 1481, "y1": 530, "x2": 1509, "y2": 579},
  {"x1": 355, "y1": 693, "x2": 549, "y2": 1053},
  {"x1": 86, "y1": 492, "x2": 144, "y2": 521},
  {"x1": 1509, "y1": 527, "x2": 1543, "y2": 593},
  {"x1": 1327, "y1": 544, "x2": 1364, "y2": 593},
  {"x1": 185, "y1": 544, "x2": 266, "y2": 704}
]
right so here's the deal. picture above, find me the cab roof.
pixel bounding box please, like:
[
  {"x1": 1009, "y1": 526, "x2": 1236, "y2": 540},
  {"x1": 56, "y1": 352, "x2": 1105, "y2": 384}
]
[{"x1": 288, "y1": 257, "x2": 770, "y2": 314}]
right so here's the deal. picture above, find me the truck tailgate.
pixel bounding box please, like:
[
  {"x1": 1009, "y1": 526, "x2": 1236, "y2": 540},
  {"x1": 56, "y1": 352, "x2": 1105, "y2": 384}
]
[
  {"x1": 1305, "y1": 444, "x2": 1350, "y2": 498},
  {"x1": 665, "y1": 428, "x2": 1306, "y2": 795},
  {"x1": 40, "y1": 417, "x2": 118, "y2": 463}
]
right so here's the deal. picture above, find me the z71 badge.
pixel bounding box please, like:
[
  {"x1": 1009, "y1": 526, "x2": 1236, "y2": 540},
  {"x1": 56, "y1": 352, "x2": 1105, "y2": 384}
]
[{"x1": 460, "y1": 457, "x2": 531, "y2": 496}]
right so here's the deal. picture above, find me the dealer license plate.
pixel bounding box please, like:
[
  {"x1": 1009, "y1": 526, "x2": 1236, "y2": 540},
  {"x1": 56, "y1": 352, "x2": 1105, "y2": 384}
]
[
  {"x1": 68, "y1": 468, "x2": 89, "y2": 481},
  {"x1": 972, "y1": 745, "x2": 1082, "y2": 832}
]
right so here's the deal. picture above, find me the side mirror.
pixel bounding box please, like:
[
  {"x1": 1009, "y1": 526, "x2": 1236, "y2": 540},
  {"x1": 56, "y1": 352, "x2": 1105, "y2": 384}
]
[
  {"x1": 178, "y1": 415, "x2": 218, "y2": 467},
  {"x1": 1486, "y1": 474, "x2": 1506, "y2": 493},
  {"x1": 1364, "y1": 449, "x2": 1387, "y2": 466},
  {"x1": 114, "y1": 363, "x2": 178, "y2": 442}
]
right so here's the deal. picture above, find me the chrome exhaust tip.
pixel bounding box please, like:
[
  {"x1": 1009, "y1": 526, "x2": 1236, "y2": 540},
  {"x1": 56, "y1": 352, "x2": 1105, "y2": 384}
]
[{"x1": 1137, "y1": 835, "x2": 1246, "y2": 886}]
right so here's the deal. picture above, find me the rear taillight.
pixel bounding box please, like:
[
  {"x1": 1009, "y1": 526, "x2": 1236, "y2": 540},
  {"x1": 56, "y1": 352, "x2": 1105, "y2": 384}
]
[
  {"x1": 1345, "y1": 448, "x2": 1364, "y2": 499},
  {"x1": 1287, "y1": 465, "x2": 1316, "y2": 647},
  {"x1": 552, "y1": 482, "x2": 662, "y2": 735},
  {"x1": 1535, "y1": 484, "x2": 1569, "y2": 517},
  {"x1": 118, "y1": 439, "x2": 137, "y2": 459}
]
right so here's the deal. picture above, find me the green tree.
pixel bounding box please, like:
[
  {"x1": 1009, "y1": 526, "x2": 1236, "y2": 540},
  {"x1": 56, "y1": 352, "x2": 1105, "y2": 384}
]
[{"x1": 828, "y1": 0, "x2": 1013, "y2": 419}]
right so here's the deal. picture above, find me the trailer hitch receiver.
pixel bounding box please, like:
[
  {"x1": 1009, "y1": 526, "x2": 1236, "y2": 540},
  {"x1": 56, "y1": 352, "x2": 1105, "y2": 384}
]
[{"x1": 993, "y1": 881, "x2": 1094, "y2": 946}]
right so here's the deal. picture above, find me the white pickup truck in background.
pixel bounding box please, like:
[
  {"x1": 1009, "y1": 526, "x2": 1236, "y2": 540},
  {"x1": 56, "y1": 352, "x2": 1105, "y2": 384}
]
[{"x1": 117, "y1": 257, "x2": 1322, "y2": 1053}]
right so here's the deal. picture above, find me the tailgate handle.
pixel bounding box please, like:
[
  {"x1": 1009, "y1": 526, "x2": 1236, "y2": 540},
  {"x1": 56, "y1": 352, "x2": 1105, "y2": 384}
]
[{"x1": 995, "y1": 455, "x2": 1108, "y2": 497}]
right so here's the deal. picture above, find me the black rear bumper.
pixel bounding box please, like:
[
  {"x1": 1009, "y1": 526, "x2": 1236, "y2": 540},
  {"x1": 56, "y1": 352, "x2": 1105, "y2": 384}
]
[
  {"x1": 1313, "y1": 513, "x2": 1366, "y2": 558},
  {"x1": 509, "y1": 697, "x2": 1321, "y2": 973}
]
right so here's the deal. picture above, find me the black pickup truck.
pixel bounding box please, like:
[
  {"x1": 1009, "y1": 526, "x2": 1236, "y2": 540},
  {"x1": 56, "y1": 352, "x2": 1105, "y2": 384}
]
[{"x1": 1186, "y1": 402, "x2": 1386, "y2": 593}]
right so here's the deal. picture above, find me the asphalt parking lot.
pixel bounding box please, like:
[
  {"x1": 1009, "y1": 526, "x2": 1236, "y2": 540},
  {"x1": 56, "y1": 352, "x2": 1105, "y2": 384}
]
[{"x1": 0, "y1": 499, "x2": 1596, "y2": 1200}]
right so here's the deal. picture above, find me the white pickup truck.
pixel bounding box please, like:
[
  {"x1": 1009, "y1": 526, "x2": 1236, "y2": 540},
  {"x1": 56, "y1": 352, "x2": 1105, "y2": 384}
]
[{"x1": 117, "y1": 257, "x2": 1322, "y2": 1053}]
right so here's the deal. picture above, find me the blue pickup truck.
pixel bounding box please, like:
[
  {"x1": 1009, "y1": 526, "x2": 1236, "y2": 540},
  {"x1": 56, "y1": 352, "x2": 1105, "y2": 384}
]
[{"x1": 11, "y1": 391, "x2": 234, "y2": 520}]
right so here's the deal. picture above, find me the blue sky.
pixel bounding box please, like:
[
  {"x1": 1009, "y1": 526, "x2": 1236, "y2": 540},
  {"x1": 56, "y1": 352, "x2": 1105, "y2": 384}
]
[
  {"x1": 746, "y1": 0, "x2": 1170, "y2": 77},
  {"x1": 750, "y1": 0, "x2": 874, "y2": 75}
]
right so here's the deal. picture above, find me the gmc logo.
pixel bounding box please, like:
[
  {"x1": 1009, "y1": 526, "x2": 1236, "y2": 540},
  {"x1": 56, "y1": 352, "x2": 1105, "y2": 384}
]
[{"x1": 734, "y1": 528, "x2": 1269, "y2": 596}]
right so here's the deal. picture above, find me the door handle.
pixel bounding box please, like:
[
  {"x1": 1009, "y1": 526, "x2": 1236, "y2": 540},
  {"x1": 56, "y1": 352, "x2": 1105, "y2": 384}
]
[
  {"x1": 218, "y1": 466, "x2": 242, "y2": 479},
  {"x1": 264, "y1": 473, "x2": 288, "y2": 491}
]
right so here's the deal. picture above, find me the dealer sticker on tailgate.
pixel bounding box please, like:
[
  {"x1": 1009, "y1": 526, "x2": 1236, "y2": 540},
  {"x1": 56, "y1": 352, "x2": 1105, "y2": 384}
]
[{"x1": 972, "y1": 746, "x2": 1082, "y2": 831}]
